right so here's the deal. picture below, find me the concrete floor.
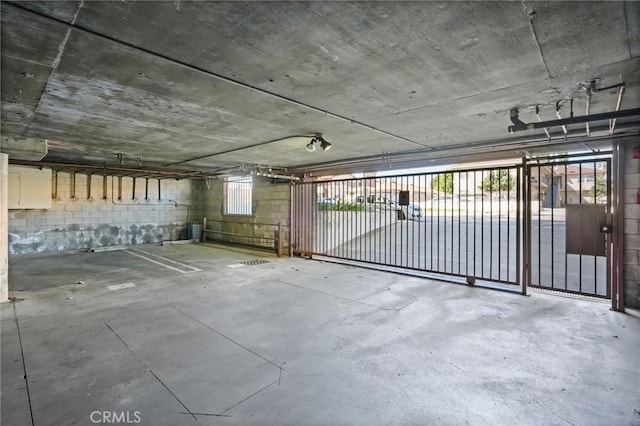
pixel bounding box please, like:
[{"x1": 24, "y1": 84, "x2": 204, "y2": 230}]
[{"x1": 2, "y1": 243, "x2": 639, "y2": 426}]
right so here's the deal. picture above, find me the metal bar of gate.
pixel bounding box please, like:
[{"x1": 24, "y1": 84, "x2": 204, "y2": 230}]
[{"x1": 292, "y1": 164, "x2": 524, "y2": 288}]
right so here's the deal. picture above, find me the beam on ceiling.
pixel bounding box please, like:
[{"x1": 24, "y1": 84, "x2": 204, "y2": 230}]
[
  {"x1": 292, "y1": 125, "x2": 639, "y2": 176},
  {"x1": 0, "y1": 136, "x2": 48, "y2": 161}
]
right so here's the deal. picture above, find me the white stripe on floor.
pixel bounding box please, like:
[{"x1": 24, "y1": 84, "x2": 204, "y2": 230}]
[
  {"x1": 108, "y1": 283, "x2": 136, "y2": 291},
  {"x1": 123, "y1": 250, "x2": 199, "y2": 274},
  {"x1": 226, "y1": 263, "x2": 246, "y2": 269},
  {"x1": 128, "y1": 248, "x2": 201, "y2": 272}
]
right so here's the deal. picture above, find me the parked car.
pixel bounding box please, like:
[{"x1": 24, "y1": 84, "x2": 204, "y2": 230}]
[
  {"x1": 408, "y1": 203, "x2": 422, "y2": 219},
  {"x1": 355, "y1": 194, "x2": 395, "y2": 206},
  {"x1": 318, "y1": 197, "x2": 337, "y2": 205}
]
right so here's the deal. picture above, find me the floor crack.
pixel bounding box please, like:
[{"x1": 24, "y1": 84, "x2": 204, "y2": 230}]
[
  {"x1": 218, "y1": 380, "x2": 279, "y2": 416},
  {"x1": 12, "y1": 299, "x2": 35, "y2": 426},
  {"x1": 170, "y1": 305, "x2": 284, "y2": 371},
  {"x1": 104, "y1": 322, "x2": 197, "y2": 420}
]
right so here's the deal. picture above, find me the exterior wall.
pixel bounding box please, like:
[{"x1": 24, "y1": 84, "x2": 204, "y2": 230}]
[
  {"x1": 202, "y1": 177, "x2": 290, "y2": 251},
  {"x1": 7, "y1": 171, "x2": 201, "y2": 254},
  {"x1": 623, "y1": 144, "x2": 640, "y2": 308}
]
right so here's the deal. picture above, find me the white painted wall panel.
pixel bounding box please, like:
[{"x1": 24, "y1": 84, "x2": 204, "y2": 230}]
[{"x1": 8, "y1": 166, "x2": 52, "y2": 209}]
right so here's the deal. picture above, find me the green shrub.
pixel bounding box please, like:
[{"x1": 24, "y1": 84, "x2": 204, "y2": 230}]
[{"x1": 318, "y1": 201, "x2": 365, "y2": 211}]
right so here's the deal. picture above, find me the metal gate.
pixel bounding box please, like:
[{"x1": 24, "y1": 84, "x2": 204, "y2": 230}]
[
  {"x1": 524, "y1": 154, "x2": 612, "y2": 298},
  {"x1": 291, "y1": 165, "x2": 524, "y2": 289}
]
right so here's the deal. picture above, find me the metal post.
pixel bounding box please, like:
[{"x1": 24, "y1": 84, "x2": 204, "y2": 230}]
[
  {"x1": 202, "y1": 217, "x2": 207, "y2": 243},
  {"x1": 277, "y1": 222, "x2": 283, "y2": 257},
  {"x1": 289, "y1": 184, "x2": 294, "y2": 257},
  {"x1": 52, "y1": 170, "x2": 58, "y2": 199},
  {"x1": 611, "y1": 141, "x2": 624, "y2": 311},
  {"x1": 519, "y1": 161, "x2": 526, "y2": 295},
  {"x1": 70, "y1": 172, "x2": 76, "y2": 199}
]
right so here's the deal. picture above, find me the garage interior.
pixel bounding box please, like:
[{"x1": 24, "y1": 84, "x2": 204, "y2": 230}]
[{"x1": 1, "y1": 1, "x2": 640, "y2": 425}]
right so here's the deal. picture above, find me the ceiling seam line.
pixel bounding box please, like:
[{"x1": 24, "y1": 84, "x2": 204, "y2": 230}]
[
  {"x1": 5, "y1": 1, "x2": 429, "y2": 151},
  {"x1": 388, "y1": 81, "x2": 534, "y2": 118},
  {"x1": 623, "y1": 1, "x2": 633, "y2": 60},
  {"x1": 19, "y1": 0, "x2": 85, "y2": 139},
  {"x1": 523, "y1": 2, "x2": 552, "y2": 80}
]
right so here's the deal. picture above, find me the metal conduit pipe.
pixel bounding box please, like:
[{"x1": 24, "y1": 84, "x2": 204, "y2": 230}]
[
  {"x1": 7, "y1": 159, "x2": 219, "y2": 179},
  {"x1": 168, "y1": 200, "x2": 191, "y2": 223},
  {"x1": 609, "y1": 85, "x2": 626, "y2": 135}
]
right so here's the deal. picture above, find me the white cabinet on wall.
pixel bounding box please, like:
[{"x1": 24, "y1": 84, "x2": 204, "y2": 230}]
[{"x1": 8, "y1": 165, "x2": 52, "y2": 209}]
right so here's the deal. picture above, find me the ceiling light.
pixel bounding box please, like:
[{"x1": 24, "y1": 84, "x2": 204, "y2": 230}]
[
  {"x1": 319, "y1": 137, "x2": 332, "y2": 152},
  {"x1": 305, "y1": 139, "x2": 317, "y2": 152}
]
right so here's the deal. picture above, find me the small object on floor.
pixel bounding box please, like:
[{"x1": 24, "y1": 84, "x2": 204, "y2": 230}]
[
  {"x1": 76, "y1": 280, "x2": 85, "y2": 285},
  {"x1": 161, "y1": 239, "x2": 194, "y2": 246},
  {"x1": 87, "y1": 245, "x2": 128, "y2": 253},
  {"x1": 66, "y1": 296, "x2": 74, "y2": 300},
  {"x1": 107, "y1": 283, "x2": 136, "y2": 291}
]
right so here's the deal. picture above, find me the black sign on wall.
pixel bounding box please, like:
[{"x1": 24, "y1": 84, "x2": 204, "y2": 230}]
[{"x1": 398, "y1": 190, "x2": 410, "y2": 206}]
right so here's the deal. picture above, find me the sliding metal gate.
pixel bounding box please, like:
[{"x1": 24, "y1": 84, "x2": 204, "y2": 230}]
[
  {"x1": 292, "y1": 165, "x2": 523, "y2": 289},
  {"x1": 525, "y1": 154, "x2": 612, "y2": 298},
  {"x1": 292, "y1": 153, "x2": 615, "y2": 299}
]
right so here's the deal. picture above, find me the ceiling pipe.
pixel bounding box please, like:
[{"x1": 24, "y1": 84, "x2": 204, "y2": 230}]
[
  {"x1": 507, "y1": 107, "x2": 640, "y2": 133},
  {"x1": 254, "y1": 171, "x2": 300, "y2": 181},
  {"x1": 535, "y1": 105, "x2": 551, "y2": 139},
  {"x1": 555, "y1": 101, "x2": 568, "y2": 135},
  {"x1": 585, "y1": 89, "x2": 591, "y2": 137},
  {"x1": 168, "y1": 134, "x2": 320, "y2": 167},
  {"x1": 609, "y1": 85, "x2": 625, "y2": 135},
  {"x1": 7, "y1": 159, "x2": 220, "y2": 179}
]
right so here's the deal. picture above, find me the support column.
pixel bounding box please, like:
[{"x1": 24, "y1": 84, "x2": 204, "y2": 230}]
[{"x1": 1, "y1": 153, "x2": 8, "y2": 302}]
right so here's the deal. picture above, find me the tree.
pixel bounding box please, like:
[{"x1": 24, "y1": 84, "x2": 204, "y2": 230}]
[
  {"x1": 592, "y1": 176, "x2": 607, "y2": 202},
  {"x1": 479, "y1": 170, "x2": 514, "y2": 193},
  {"x1": 431, "y1": 173, "x2": 454, "y2": 194}
]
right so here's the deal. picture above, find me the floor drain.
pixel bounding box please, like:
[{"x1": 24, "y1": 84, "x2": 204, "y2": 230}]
[{"x1": 239, "y1": 259, "x2": 270, "y2": 266}]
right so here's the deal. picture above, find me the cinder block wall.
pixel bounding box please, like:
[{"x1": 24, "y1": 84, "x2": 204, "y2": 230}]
[
  {"x1": 8, "y1": 172, "x2": 202, "y2": 254},
  {"x1": 201, "y1": 177, "x2": 290, "y2": 251},
  {"x1": 624, "y1": 144, "x2": 640, "y2": 308}
]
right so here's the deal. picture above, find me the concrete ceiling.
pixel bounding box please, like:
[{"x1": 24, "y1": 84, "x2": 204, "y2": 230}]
[{"x1": 1, "y1": 1, "x2": 639, "y2": 176}]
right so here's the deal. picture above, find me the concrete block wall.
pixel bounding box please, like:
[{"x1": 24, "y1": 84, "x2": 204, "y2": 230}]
[
  {"x1": 7, "y1": 171, "x2": 202, "y2": 254},
  {"x1": 623, "y1": 144, "x2": 640, "y2": 308},
  {"x1": 202, "y1": 177, "x2": 290, "y2": 251}
]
